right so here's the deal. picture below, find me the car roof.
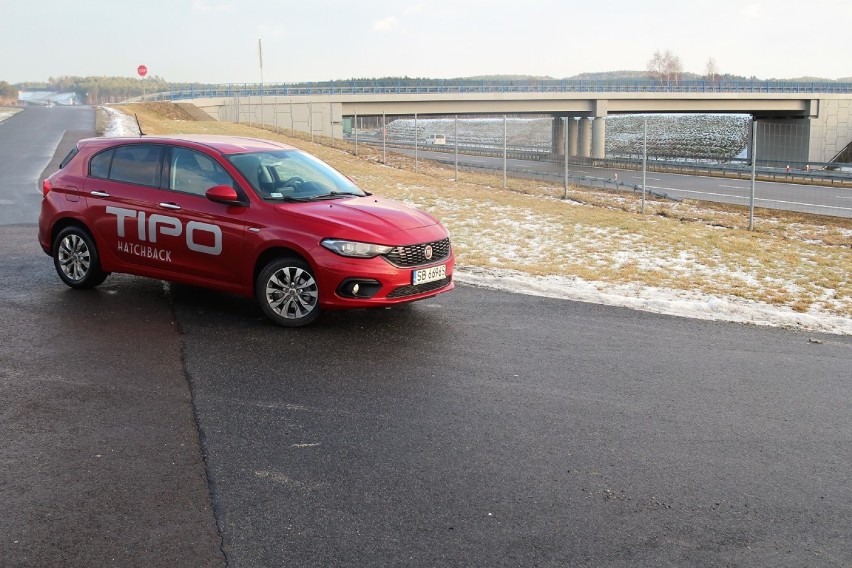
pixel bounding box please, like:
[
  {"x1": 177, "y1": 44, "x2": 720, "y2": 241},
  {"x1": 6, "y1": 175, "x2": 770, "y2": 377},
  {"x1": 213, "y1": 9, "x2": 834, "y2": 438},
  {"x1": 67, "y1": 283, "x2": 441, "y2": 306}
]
[{"x1": 77, "y1": 134, "x2": 296, "y2": 155}]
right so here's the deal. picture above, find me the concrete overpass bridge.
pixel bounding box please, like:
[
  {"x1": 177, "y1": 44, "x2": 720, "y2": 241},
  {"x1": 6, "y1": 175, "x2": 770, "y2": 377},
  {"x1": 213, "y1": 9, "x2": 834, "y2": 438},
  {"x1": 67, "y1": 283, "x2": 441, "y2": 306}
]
[{"x1": 160, "y1": 80, "x2": 852, "y2": 165}]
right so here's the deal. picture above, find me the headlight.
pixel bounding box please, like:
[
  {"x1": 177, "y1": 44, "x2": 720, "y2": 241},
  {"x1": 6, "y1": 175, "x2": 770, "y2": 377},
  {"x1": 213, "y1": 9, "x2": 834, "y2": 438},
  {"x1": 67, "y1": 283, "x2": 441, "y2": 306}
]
[{"x1": 321, "y1": 239, "x2": 393, "y2": 258}]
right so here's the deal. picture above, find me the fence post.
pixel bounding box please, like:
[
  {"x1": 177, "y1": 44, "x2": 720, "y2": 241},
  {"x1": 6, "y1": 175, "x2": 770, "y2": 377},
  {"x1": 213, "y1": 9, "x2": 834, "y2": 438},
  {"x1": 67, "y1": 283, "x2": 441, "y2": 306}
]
[
  {"x1": 414, "y1": 113, "x2": 418, "y2": 173},
  {"x1": 382, "y1": 112, "x2": 387, "y2": 165},
  {"x1": 503, "y1": 115, "x2": 507, "y2": 189},
  {"x1": 749, "y1": 120, "x2": 757, "y2": 230},
  {"x1": 454, "y1": 115, "x2": 459, "y2": 181},
  {"x1": 354, "y1": 109, "x2": 358, "y2": 156},
  {"x1": 563, "y1": 116, "x2": 568, "y2": 199},
  {"x1": 642, "y1": 117, "x2": 647, "y2": 214}
]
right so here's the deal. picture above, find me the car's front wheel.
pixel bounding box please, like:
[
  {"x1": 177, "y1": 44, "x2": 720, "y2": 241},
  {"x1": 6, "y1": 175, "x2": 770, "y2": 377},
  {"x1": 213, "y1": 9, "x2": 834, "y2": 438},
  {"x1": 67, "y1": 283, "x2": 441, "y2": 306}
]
[
  {"x1": 52, "y1": 226, "x2": 109, "y2": 289},
  {"x1": 256, "y1": 257, "x2": 321, "y2": 327}
]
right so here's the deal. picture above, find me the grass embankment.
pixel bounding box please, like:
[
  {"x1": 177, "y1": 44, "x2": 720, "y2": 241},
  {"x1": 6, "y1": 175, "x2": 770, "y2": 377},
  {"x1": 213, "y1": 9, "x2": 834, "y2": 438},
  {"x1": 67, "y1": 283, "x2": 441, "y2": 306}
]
[{"x1": 116, "y1": 103, "x2": 852, "y2": 320}]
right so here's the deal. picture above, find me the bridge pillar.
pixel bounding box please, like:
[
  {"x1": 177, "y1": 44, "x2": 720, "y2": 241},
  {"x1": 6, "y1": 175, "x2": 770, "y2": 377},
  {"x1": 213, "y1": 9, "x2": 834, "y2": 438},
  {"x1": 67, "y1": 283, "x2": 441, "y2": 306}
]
[
  {"x1": 591, "y1": 117, "x2": 606, "y2": 159},
  {"x1": 567, "y1": 118, "x2": 579, "y2": 156},
  {"x1": 579, "y1": 118, "x2": 592, "y2": 158},
  {"x1": 551, "y1": 116, "x2": 566, "y2": 160}
]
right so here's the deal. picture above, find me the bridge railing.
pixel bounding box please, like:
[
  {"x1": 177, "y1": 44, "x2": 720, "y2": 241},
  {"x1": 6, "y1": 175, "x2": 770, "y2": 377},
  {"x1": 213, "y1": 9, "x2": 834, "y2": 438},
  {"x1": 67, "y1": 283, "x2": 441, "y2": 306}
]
[{"x1": 149, "y1": 80, "x2": 852, "y2": 101}]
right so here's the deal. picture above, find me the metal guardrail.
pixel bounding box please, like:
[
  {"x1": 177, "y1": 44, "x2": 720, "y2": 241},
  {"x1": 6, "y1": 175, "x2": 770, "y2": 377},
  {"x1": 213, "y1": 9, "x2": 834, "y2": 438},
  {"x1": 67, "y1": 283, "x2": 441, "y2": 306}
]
[{"x1": 150, "y1": 80, "x2": 852, "y2": 101}]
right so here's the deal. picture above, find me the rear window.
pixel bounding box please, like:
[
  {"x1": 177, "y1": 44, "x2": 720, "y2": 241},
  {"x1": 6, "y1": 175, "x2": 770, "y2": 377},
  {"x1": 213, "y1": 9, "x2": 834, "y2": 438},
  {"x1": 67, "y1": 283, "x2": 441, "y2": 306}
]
[{"x1": 59, "y1": 147, "x2": 79, "y2": 169}]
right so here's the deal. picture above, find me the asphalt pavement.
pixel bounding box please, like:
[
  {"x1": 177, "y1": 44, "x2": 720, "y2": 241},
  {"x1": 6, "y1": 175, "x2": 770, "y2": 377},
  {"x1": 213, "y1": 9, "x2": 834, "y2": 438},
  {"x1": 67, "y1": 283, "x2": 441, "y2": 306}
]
[
  {"x1": 173, "y1": 284, "x2": 851, "y2": 567},
  {"x1": 0, "y1": 107, "x2": 223, "y2": 567},
  {"x1": 1, "y1": 106, "x2": 850, "y2": 567}
]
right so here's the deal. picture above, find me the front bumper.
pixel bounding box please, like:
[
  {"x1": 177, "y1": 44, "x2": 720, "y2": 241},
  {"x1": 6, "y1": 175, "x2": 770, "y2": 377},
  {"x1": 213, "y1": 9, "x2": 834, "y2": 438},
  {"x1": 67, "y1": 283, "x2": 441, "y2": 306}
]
[{"x1": 311, "y1": 246, "x2": 455, "y2": 310}]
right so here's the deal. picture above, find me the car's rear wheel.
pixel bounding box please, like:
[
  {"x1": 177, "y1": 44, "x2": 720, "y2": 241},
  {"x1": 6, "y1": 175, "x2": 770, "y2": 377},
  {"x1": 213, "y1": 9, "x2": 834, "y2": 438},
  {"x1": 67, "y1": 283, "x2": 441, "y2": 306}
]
[
  {"x1": 256, "y1": 257, "x2": 321, "y2": 327},
  {"x1": 52, "y1": 226, "x2": 109, "y2": 289}
]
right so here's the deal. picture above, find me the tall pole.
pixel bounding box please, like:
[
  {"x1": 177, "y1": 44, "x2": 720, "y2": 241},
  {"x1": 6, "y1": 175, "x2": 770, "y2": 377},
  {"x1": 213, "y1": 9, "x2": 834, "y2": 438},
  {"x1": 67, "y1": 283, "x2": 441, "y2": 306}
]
[
  {"x1": 382, "y1": 112, "x2": 387, "y2": 164},
  {"x1": 354, "y1": 109, "x2": 358, "y2": 156},
  {"x1": 749, "y1": 120, "x2": 757, "y2": 231},
  {"x1": 414, "y1": 113, "x2": 418, "y2": 173}
]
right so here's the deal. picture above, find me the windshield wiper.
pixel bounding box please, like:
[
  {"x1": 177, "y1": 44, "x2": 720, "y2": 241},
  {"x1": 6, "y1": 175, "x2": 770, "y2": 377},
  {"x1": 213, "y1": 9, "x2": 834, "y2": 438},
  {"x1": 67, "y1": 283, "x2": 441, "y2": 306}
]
[
  {"x1": 268, "y1": 195, "x2": 315, "y2": 202},
  {"x1": 306, "y1": 191, "x2": 361, "y2": 200}
]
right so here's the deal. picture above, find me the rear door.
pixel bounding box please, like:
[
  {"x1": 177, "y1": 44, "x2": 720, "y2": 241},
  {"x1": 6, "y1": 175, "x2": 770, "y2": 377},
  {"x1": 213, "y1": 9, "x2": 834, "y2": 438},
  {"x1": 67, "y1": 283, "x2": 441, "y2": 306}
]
[{"x1": 86, "y1": 143, "x2": 170, "y2": 274}]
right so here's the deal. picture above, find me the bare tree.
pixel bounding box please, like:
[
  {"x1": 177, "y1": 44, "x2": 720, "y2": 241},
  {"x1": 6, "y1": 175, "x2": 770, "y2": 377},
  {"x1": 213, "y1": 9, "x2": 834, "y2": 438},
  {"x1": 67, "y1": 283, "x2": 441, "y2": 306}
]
[
  {"x1": 647, "y1": 50, "x2": 666, "y2": 83},
  {"x1": 663, "y1": 51, "x2": 683, "y2": 85},
  {"x1": 647, "y1": 50, "x2": 683, "y2": 85},
  {"x1": 705, "y1": 57, "x2": 719, "y2": 83}
]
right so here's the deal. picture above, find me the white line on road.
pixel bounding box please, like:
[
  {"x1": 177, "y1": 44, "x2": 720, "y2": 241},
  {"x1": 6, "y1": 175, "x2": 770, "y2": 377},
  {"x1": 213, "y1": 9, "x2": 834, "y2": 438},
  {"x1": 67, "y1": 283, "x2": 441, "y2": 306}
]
[{"x1": 649, "y1": 186, "x2": 852, "y2": 212}]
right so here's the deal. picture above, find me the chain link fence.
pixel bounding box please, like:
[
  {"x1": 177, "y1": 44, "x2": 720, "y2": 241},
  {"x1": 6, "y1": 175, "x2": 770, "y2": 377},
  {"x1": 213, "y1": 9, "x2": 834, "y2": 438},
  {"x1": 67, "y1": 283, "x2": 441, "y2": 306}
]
[{"x1": 344, "y1": 113, "x2": 852, "y2": 220}]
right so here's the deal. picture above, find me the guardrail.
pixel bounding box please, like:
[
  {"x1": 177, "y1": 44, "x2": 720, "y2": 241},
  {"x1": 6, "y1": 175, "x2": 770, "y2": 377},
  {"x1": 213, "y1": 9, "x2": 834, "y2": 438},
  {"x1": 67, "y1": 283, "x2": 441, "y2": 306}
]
[{"x1": 147, "y1": 79, "x2": 852, "y2": 101}]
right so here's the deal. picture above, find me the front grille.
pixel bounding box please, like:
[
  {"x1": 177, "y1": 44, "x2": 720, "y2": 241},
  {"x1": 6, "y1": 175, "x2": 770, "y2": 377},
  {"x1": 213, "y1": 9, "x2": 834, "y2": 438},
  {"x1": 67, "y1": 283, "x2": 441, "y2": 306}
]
[
  {"x1": 383, "y1": 238, "x2": 451, "y2": 268},
  {"x1": 386, "y1": 276, "x2": 452, "y2": 299}
]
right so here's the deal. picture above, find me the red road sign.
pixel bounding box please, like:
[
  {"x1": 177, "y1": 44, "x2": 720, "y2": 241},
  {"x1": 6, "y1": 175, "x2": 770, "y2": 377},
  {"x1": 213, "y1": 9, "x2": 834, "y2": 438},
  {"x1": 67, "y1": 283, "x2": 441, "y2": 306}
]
[{"x1": 137, "y1": 65, "x2": 148, "y2": 77}]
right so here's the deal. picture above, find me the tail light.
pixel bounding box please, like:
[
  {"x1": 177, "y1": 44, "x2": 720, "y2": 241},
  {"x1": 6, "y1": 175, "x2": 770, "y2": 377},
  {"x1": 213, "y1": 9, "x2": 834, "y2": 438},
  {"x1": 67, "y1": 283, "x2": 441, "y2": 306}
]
[{"x1": 42, "y1": 179, "x2": 52, "y2": 197}]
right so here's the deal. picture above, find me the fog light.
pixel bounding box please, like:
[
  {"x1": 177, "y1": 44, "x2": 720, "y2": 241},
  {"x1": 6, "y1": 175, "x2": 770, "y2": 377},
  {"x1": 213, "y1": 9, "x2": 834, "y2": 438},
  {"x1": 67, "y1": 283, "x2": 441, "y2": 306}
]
[{"x1": 337, "y1": 279, "x2": 381, "y2": 299}]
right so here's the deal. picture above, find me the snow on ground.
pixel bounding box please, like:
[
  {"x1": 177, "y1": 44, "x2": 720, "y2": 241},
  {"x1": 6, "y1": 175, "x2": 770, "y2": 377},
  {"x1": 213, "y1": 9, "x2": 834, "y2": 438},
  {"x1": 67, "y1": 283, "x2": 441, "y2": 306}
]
[
  {"x1": 454, "y1": 268, "x2": 852, "y2": 335},
  {"x1": 0, "y1": 109, "x2": 21, "y2": 123},
  {"x1": 101, "y1": 106, "x2": 141, "y2": 137},
  {"x1": 102, "y1": 107, "x2": 852, "y2": 335}
]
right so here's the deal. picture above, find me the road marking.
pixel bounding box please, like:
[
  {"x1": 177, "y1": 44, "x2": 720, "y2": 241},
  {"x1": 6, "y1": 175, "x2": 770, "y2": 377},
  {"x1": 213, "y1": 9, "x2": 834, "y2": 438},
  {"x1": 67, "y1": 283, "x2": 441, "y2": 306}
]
[
  {"x1": 631, "y1": 176, "x2": 661, "y2": 181},
  {"x1": 650, "y1": 186, "x2": 852, "y2": 212},
  {"x1": 719, "y1": 185, "x2": 746, "y2": 190}
]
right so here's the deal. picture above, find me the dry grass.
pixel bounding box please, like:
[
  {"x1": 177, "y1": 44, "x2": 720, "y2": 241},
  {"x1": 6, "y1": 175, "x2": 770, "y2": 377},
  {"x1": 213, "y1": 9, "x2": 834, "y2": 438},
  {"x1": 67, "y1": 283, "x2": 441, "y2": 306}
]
[{"x1": 116, "y1": 103, "x2": 852, "y2": 319}]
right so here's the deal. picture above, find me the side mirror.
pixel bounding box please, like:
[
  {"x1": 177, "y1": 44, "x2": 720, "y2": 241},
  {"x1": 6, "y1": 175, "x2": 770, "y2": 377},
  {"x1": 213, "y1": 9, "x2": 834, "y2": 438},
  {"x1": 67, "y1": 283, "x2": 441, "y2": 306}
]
[{"x1": 206, "y1": 185, "x2": 244, "y2": 206}]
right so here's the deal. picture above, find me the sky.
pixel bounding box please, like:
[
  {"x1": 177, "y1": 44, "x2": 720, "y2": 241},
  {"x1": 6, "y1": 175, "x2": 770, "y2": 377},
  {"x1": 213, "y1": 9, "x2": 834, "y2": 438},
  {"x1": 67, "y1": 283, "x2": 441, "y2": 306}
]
[{"x1": 2, "y1": 0, "x2": 851, "y2": 85}]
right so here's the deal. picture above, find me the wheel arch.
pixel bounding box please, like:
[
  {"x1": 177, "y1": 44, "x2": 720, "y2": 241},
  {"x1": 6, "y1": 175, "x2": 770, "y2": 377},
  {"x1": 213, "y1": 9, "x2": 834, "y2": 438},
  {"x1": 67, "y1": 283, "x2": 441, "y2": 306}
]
[
  {"x1": 50, "y1": 217, "x2": 93, "y2": 253},
  {"x1": 253, "y1": 246, "x2": 313, "y2": 285}
]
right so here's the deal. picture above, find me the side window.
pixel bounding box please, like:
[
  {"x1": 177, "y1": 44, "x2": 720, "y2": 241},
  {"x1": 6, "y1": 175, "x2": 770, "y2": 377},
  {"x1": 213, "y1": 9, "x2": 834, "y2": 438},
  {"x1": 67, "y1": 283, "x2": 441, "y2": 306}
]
[
  {"x1": 59, "y1": 147, "x2": 79, "y2": 169},
  {"x1": 89, "y1": 148, "x2": 114, "y2": 179},
  {"x1": 169, "y1": 147, "x2": 233, "y2": 197},
  {"x1": 109, "y1": 145, "x2": 163, "y2": 187}
]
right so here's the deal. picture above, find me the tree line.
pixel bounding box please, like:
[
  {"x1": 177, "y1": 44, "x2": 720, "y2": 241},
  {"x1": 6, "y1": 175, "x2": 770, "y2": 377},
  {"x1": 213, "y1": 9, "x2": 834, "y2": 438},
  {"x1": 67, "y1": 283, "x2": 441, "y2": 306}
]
[{"x1": 9, "y1": 76, "x2": 170, "y2": 104}]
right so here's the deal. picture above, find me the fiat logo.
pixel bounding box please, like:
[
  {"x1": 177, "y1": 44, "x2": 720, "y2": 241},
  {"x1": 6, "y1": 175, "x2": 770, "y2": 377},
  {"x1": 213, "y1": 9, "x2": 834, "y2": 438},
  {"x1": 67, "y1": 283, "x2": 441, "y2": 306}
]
[{"x1": 424, "y1": 245, "x2": 433, "y2": 260}]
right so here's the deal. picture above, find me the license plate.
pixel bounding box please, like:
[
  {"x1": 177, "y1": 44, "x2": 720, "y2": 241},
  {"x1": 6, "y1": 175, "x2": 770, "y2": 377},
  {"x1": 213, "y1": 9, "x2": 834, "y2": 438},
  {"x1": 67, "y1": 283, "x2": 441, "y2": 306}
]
[{"x1": 412, "y1": 264, "x2": 446, "y2": 285}]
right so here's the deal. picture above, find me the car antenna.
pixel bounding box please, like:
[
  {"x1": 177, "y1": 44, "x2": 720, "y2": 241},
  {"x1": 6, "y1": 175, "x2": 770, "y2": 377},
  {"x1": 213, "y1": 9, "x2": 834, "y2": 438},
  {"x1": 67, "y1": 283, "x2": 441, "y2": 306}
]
[{"x1": 134, "y1": 113, "x2": 145, "y2": 136}]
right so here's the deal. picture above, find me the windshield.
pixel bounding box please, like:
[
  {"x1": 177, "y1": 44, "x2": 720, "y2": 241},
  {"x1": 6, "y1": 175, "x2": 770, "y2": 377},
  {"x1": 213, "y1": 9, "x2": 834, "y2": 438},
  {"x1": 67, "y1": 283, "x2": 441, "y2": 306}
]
[{"x1": 227, "y1": 150, "x2": 366, "y2": 201}]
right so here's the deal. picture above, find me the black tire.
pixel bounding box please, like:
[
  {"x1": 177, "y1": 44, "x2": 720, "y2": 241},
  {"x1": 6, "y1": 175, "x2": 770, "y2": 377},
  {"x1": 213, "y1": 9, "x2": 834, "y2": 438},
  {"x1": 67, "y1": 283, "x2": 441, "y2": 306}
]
[
  {"x1": 256, "y1": 257, "x2": 321, "y2": 327},
  {"x1": 52, "y1": 226, "x2": 109, "y2": 289}
]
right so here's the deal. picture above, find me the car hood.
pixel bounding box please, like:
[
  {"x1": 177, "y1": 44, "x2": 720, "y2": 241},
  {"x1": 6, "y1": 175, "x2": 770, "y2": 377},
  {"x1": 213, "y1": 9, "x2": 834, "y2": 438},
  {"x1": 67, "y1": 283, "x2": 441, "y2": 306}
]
[{"x1": 275, "y1": 195, "x2": 442, "y2": 240}]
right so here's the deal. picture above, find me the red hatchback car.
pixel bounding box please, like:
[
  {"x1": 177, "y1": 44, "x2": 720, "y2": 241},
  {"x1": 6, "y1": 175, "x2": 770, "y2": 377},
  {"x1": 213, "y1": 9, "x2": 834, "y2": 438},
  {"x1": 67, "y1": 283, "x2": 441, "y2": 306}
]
[{"x1": 39, "y1": 135, "x2": 454, "y2": 326}]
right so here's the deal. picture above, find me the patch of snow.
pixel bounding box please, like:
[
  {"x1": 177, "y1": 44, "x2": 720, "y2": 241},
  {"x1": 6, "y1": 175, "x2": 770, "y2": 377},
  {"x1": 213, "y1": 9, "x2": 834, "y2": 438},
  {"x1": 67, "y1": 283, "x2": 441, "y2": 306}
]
[
  {"x1": 101, "y1": 106, "x2": 141, "y2": 137},
  {"x1": 455, "y1": 267, "x2": 852, "y2": 335}
]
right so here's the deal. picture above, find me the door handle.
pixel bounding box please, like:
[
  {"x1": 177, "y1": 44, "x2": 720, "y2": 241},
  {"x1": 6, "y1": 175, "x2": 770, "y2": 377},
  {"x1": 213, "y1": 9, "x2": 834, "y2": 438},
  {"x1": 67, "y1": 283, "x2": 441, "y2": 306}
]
[
  {"x1": 90, "y1": 190, "x2": 110, "y2": 197},
  {"x1": 159, "y1": 202, "x2": 181, "y2": 210}
]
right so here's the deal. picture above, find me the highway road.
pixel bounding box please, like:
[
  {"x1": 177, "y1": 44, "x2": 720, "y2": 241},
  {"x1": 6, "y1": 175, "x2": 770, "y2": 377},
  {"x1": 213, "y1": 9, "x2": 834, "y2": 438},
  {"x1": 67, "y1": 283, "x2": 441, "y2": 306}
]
[
  {"x1": 2, "y1": 106, "x2": 850, "y2": 567},
  {"x1": 393, "y1": 145, "x2": 852, "y2": 218}
]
